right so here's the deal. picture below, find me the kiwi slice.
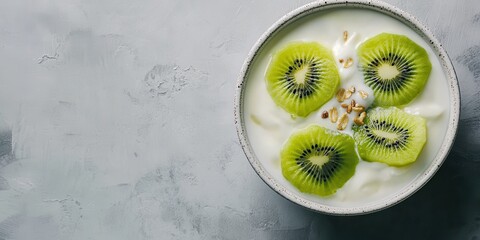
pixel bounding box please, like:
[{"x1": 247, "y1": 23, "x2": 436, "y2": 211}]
[
  {"x1": 281, "y1": 125, "x2": 358, "y2": 196},
  {"x1": 353, "y1": 107, "x2": 427, "y2": 166},
  {"x1": 358, "y1": 33, "x2": 432, "y2": 106},
  {"x1": 266, "y1": 42, "x2": 340, "y2": 117}
]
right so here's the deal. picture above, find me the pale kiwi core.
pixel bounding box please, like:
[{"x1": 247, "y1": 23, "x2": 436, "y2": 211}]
[
  {"x1": 294, "y1": 66, "x2": 309, "y2": 84},
  {"x1": 378, "y1": 63, "x2": 400, "y2": 80},
  {"x1": 309, "y1": 155, "x2": 330, "y2": 167},
  {"x1": 372, "y1": 128, "x2": 401, "y2": 140}
]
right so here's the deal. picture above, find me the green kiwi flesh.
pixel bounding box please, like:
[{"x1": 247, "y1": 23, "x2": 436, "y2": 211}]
[
  {"x1": 358, "y1": 33, "x2": 432, "y2": 106},
  {"x1": 266, "y1": 42, "x2": 340, "y2": 117},
  {"x1": 353, "y1": 107, "x2": 427, "y2": 166},
  {"x1": 281, "y1": 125, "x2": 358, "y2": 196}
]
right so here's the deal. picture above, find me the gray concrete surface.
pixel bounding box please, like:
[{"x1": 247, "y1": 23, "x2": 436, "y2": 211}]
[{"x1": 0, "y1": 0, "x2": 478, "y2": 239}]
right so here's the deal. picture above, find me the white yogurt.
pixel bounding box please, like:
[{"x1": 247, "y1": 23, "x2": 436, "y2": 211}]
[{"x1": 243, "y1": 9, "x2": 450, "y2": 207}]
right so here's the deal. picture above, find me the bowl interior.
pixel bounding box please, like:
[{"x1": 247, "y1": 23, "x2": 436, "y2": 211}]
[{"x1": 235, "y1": 0, "x2": 460, "y2": 215}]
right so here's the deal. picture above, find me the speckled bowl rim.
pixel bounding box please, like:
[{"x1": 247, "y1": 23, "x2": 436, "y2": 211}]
[{"x1": 234, "y1": 0, "x2": 460, "y2": 215}]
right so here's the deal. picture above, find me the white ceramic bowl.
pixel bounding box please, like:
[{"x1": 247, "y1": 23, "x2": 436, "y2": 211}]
[{"x1": 234, "y1": 0, "x2": 460, "y2": 215}]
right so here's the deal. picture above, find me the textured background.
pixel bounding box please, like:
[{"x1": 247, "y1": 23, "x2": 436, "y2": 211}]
[{"x1": 0, "y1": 0, "x2": 479, "y2": 239}]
